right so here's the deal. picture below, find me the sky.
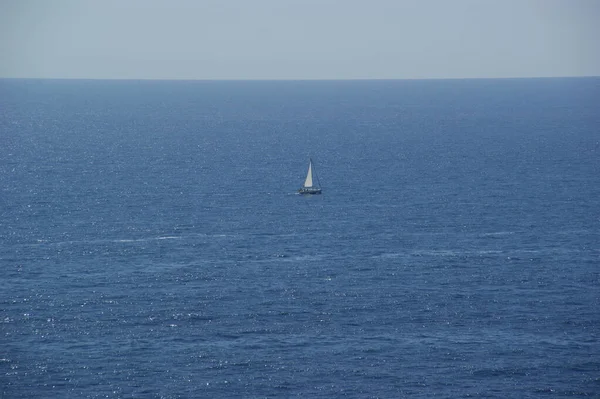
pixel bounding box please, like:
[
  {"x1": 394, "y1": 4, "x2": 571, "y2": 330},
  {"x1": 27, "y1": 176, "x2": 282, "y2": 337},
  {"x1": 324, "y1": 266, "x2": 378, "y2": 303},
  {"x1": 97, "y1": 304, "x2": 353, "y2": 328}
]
[{"x1": 1, "y1": 0, "x2": 599, "y2": 80}]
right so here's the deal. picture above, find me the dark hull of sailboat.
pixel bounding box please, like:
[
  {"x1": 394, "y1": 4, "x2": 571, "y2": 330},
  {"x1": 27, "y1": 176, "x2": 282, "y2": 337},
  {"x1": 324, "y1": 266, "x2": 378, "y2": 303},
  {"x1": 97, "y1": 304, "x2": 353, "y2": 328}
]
[{"x1": 298, "y1": 188, "x2": 322, "y2": 195}]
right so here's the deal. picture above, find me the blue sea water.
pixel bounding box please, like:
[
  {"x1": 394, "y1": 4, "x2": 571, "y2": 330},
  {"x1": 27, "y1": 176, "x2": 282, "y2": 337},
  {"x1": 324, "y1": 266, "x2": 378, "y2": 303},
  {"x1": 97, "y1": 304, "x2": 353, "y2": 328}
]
[{"x1": 1, "y1": 78, "x2": 599, "y2": 398}]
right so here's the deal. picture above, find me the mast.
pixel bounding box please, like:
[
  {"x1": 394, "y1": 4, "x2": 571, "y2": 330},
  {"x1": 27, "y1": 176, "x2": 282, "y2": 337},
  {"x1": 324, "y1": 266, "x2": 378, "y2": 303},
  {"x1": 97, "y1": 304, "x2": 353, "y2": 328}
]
[{"x1": 311, "y1": 158, "x2": 321, "y2": 188}]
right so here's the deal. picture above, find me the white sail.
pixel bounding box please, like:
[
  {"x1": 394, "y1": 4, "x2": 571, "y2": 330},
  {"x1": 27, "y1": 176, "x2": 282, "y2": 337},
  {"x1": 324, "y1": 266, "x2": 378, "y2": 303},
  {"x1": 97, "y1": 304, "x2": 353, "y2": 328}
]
[{"x1": 304, "y1": 161, "x2": 314, "y2": 188}]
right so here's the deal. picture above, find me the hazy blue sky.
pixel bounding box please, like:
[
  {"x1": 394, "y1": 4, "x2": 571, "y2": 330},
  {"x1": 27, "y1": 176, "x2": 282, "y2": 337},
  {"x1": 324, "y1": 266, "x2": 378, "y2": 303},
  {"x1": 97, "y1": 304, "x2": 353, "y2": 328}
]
[{"x1": 1, "y1": 0, "x2": 599, "y2": 79}]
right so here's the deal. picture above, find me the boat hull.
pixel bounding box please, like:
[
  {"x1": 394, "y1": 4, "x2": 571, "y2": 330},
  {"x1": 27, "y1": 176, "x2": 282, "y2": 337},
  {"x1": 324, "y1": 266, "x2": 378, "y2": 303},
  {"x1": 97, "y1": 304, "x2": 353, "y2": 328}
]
[{"x1": 298, "y1": 188, "x2": 322, "y2": 195}]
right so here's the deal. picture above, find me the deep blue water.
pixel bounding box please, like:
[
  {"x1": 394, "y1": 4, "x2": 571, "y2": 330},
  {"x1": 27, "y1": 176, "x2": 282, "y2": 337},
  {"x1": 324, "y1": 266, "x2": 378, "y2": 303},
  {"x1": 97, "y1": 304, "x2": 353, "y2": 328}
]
[{"x1": 1, "y1": 78, "x2": 599, "y2": 398}]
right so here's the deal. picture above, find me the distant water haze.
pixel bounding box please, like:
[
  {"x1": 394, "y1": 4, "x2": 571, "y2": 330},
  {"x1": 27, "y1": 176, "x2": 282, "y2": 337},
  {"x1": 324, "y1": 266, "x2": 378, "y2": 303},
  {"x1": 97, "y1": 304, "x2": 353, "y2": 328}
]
[{"x1": 1, "y1": 0, "x2": 599, "y2": 80}]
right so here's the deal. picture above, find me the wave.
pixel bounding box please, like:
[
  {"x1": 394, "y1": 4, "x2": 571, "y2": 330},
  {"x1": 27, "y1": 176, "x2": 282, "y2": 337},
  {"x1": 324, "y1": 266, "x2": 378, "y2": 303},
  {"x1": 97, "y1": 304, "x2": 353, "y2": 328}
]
[
  {"x1": 113, "y1": 236, "x2": 180, "y2": 243},
  {"x1": 479, "y1": 231, "x2": 516, "y2": 237},
  {"x1": 24, "y1": 235, "x2": 184, "y2": 247},
  {"x1": 374, "y1": 247, "x2": 592, "y2": 259},
  {"x1": 21, "y1": 232, "x2": 251, "y2": 247}
]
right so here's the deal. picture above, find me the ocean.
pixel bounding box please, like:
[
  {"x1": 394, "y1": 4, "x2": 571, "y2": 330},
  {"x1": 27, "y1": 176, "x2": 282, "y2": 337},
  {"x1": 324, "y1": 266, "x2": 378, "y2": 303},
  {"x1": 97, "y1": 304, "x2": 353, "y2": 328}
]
[{"x1": 1, "y1": 78, "x2": 599, "y2": 398}]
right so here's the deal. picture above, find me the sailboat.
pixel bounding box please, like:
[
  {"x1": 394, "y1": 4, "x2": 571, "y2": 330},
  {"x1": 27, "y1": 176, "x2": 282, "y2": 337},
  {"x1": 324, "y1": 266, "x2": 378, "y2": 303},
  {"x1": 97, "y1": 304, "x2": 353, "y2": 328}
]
[{"x1": 298, "y1": 158, "x2": 322, "y2": 195}]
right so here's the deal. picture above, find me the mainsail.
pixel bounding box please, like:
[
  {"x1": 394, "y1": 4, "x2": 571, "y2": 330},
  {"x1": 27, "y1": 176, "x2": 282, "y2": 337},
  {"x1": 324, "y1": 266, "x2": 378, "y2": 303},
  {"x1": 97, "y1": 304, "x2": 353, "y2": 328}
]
[{"x1": 304, "y1": 161, "x2": 314, "y2": 188}]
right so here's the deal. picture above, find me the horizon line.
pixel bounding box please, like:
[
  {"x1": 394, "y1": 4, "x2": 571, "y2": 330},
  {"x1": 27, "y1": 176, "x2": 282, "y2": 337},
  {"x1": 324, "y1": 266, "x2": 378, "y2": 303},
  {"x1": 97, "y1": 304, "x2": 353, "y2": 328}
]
[{"x1": 1, "y1": 75, "x2": 599, "y2": 82}]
